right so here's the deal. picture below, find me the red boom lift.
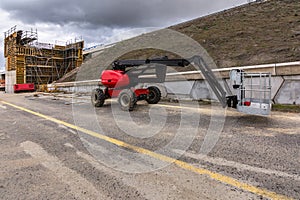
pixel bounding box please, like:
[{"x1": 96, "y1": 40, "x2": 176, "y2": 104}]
[
  {"x1": 91, "y1": 55, "x2": 272, "y2": 115},
  {"x1": 91, "y1": 56, "x2": 231, "y2": 111}
]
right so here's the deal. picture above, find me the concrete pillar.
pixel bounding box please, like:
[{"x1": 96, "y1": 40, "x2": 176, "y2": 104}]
[
  {"x1": 164, "y1": 81, "x2": 195, "y2": 99},
  {"x1": 5, "y1": 70, "x2": 16, "y2": 93},
  {"x1": 274, "y1": 76, "x2": 300, "y2": 104}
]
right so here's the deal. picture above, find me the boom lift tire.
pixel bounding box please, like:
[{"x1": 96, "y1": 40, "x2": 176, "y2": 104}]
[
  {"x1": 91, "y1": 88, "x2": 105, "y2": 107},
  {"x1": 118, "y1": 89, "x2": 137, "y2": 111},
  {"x1": 146, "y1": 86, "x2": 161, "y2": 104}
]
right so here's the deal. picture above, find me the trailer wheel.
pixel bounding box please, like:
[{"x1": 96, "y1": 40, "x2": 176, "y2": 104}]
[
  {"x1": 118, "y1": 89, "x2": 136, "y2": 111},
  {"x1": 146, "y1": 86, "x2": 161, "y2": 104},
  {"x1": 91, "y1": 88, "x2": 105, "y2": 107}
]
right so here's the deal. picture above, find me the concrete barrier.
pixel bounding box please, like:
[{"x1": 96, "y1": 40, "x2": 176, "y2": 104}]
[{"x1": 49, "y1": 61, "x2": 300, "y2": 105}]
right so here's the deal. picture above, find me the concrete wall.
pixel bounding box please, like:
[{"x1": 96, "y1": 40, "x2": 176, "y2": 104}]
[
  {"x1": 48, "y1": 81, "x2": 99, "y2": 94},
  {"x1": 163, "y1": 75, "x2": 300, "y2": 105},
  {"x1": 50, "y1": 61, "x2": 300, "y2": 105},
  {"x1": 5, "y1": 70, "x2": 16, "y2": 94},
  {"x1": 51, "y1": 75, "x2": 300, "y2": 105},
  {"x1": 161, "y1": 62, "x2": 300, "y2": 104}
]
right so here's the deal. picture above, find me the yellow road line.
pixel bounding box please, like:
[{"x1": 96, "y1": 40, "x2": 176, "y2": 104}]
[{"x1": 0, "y1": 100, "x2": 293, "y2": 200}]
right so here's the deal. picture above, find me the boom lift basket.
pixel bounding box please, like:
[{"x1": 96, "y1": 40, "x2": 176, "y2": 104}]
[{"x1": 230, "y1": 70, "x2": 272, "y2": 116}]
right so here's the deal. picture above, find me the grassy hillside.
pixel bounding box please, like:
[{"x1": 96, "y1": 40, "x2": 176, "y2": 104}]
[
  {"x1": 109, "y1": 0, "x2": 300, "y2": 68},
  {"x1": 170, "y1": 0, "x2": 300, "y2": 67}
]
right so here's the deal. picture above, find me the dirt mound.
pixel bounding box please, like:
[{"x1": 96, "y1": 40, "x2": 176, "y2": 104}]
[{"x1": 170, "y1": 0, "x2": 300, "y2": 67}]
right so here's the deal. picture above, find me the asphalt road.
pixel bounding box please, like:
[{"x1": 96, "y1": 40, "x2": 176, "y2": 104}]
[{"x1": 0, "y1": 92, "x2": 299, "y2": 200}]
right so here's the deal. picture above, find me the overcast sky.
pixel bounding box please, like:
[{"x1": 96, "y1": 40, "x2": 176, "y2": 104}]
[{"x1": 0, "y1": 0, "x2": 247, "y2": 70}]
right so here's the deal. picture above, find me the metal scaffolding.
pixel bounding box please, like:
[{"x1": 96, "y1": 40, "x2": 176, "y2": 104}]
[{"x1": 4, "y1": 26, "x2": 84, "y2": 86}]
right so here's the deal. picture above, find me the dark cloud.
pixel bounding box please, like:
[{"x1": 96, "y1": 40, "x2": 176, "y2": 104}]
[
  {"x1": 0, "y1": 0, "x2": 246, "y2": 28},
  {"x1": 0, "y1": 0, "x2": 247, "y2": 70}
]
